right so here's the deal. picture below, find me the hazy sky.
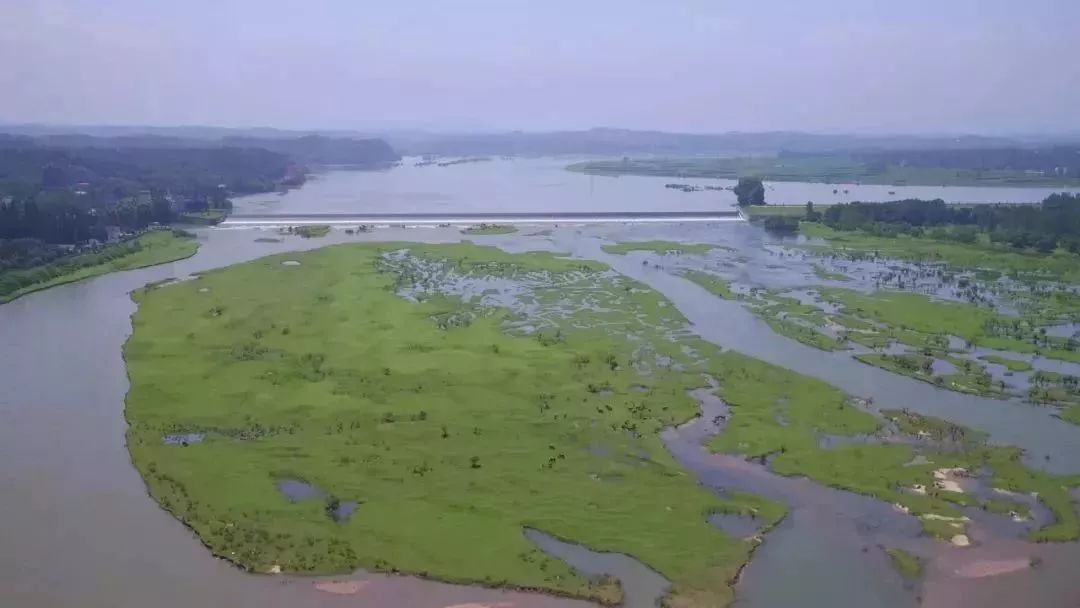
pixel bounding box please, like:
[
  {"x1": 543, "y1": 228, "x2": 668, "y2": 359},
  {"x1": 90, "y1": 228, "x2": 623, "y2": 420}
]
[{"x1": 1, "y1": 0, "x2": 1077, "y2": 134}]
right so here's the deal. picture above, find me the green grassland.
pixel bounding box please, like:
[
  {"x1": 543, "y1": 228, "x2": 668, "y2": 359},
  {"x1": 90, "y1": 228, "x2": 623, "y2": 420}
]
[
  {"x1": 602, "y1": 241, "x2": 719, "y2": 256},
  {"x1": 817, "y1": 288, "x2": 992, "y2": 343},
  {"x1": 0, "y1": 230, "x2": 199, "y2": 304},
  {"x1": 126, "y1": 243, "x2": 768, "y2": 607},
  {"x1": 567, "y1": 157, "x2": 1080, "y2": 188},
  {"x1": 125, "y1": 242, "x2": 1080, "y2": 607}
]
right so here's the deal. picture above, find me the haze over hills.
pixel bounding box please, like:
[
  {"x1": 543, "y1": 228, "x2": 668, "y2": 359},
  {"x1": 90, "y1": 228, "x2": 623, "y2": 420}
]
[
  {"x1": 0, "y1": 130, "x2": 400, "y2": 167},
  {"x1": 5, "y1": 123, "x2": 1074, "y2": 159}
]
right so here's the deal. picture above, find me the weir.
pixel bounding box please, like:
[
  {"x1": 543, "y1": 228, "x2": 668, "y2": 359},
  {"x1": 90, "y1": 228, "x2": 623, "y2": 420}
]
[{"x1": 222, "y1": 210, "x2": 745, "y2": 226}]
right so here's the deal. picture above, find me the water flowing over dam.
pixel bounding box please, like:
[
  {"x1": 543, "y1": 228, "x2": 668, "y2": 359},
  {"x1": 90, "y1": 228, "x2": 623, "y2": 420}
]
[{"x1": 222, "y1": 210, "x2": 746, "y2": 226}]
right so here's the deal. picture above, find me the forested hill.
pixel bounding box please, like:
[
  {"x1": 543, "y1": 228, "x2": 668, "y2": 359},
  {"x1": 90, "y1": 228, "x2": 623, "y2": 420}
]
[
  {"x1": 0, "y1": 132, "x2": 400, "y2": 244},
  {"x1": 0, "y1": 144, "x2": 294, "y2": 199},
  {"x1": 0, "y1": 133, "x2": 400, "y2": 167},
  {"x1": 221, "y1": 135, "x2": 399, "y2": 166}
]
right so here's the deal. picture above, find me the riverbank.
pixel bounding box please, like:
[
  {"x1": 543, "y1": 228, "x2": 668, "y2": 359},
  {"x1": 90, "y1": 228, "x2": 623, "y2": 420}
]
[
  {"x1": 567, "y1": 158, "x2": 1080, "y2": 188},
  {"x1": 0, "y1": 230, "x2": 199, "y2": 304},
  {"x1": 178, "y1": 209, "x2": 228, "y2": 225}
]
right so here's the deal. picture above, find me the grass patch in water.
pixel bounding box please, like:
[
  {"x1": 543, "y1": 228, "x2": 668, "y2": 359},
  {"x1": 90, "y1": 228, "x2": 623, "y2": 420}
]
[
  {"x1": 801, "y1": 223, "x2": 1080, "y2": 283},
  {"x1": 978, "y1": 354, "x2": 1033, "y2": 372},
  {"x1": 762, "y1": 317, "x2": 844, "y2": 351},
  {"x1": 1060, "y1": 405, "x2": 1080, "y2": 426},
  {"x1": 292, "y1": 225, "x2": 331, "y2": 238},
  {"x1": 706, "y1": 354, "x2": 1080, "y2": 541},
  {"x1": 811, "y1": 264, "x2": 851, "y2": 282},
  {"x1": 680, "y1": 270, "x2": 737, "y2": 300},
  {"x1": 982, "y1": 499, "x2": 1030, "y2": 520},
  {"x1": 855, "y1": 353, "x2": 1001, "y2": 398},
  {"x1": 882, "y1": 408, "x2": 985, "y2": 444},
  {"x1": 462, "y1": 224, "x2": 517, "y2": 235},
  {"x1": 602, "y1": 241, "x2": 719, "y2": 256},
  {"x1": 886, "y1": 548, "x2": 922, "y2": 580}
]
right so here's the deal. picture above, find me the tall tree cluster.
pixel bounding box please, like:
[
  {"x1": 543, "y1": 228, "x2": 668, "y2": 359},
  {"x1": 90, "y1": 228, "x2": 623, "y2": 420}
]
[{"x1": 820, "y1": 193, "x2": 1080, "y2": 253}]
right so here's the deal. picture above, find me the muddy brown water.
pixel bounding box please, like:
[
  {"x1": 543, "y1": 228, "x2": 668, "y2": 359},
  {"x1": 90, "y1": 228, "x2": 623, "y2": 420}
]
[{"x1": 4, "y1": 165, "x2": 1080, "y2": 608}]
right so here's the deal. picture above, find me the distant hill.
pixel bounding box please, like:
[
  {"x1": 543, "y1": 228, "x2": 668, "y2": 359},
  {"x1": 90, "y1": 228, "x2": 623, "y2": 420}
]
[
  {"x1": 221, "y1": 135, "x2": 399, "y2": 166},
  {"x1": 6, "y1": 123, "x2": 1075, "y2": 161},
  {"x1": 388, "y1": 128, "x2": 1024, "y2": 157},
  {"x1": 0, "y1": 130, "x2": 400, "y2": 168},
  {"x1": 0, "y1": 144, "x2": 294, "y2": 198}
]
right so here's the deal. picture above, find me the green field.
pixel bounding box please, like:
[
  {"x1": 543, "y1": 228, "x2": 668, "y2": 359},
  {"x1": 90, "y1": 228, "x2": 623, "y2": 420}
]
[
  {"x1": 0, "y1": 230, "x2": 199, "y2": 304},
  {"x1": 567, "y1": 157, "x2": 1080, "y2": 188},
  {"x1": 124, "y1": 242, "x2": 1080, "y2": 607},
  {"x1": 125, "y1": 243, "x2": 771, "y2": 606}
]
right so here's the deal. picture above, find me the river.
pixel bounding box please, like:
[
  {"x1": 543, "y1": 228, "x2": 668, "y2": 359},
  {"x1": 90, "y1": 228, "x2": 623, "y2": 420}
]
[
  {"x1": 231, "y1": 157, "x2": 1080, "y2": 215},
  {"x1": 3, "y1": 161, "x2": 1080, "y2": 608}
]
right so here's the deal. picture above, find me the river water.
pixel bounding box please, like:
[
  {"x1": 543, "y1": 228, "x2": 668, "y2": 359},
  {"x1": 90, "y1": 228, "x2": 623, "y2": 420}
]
[
  {"x1": 231, "y1": 157, "x2": 1080, "y2": 215},
  {"x1": 3, "y1": 162, "x2": 1080, "y2": 608}
]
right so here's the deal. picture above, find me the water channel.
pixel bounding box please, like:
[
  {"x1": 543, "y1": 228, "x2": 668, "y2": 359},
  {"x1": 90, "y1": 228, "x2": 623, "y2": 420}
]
[{"x1": 4, "y1": 161, "x2": 1080, "y2": 608}]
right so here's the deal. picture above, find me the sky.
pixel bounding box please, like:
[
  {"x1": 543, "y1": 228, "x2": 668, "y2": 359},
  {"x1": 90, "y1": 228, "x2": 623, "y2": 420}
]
[{"x1": 1, "y1": 0, "x2": 1078, "y2": 135}]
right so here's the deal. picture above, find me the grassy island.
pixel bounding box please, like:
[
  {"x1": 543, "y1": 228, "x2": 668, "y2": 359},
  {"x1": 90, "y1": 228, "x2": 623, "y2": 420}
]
[{"x1": 125, "y1": 241, "x2": 1080, "y2": 607}]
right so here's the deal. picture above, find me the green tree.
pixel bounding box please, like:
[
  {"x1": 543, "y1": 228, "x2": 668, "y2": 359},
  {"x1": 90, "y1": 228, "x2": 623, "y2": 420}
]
[{"x1": 733, "y1": 177, "x2": 765, "y2": 206}]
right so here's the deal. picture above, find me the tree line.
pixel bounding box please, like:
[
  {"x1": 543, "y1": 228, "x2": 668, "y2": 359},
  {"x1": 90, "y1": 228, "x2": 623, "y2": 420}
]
[
  {"x1": 0, "y1": 144, "x2": 299, "y2": 246},
  {"x1": 820, "y1": 194, "x2": 1080, "y2": 253},
  {"x1": 850, "y1": 147, "x2": 1080, "y2": 177}
]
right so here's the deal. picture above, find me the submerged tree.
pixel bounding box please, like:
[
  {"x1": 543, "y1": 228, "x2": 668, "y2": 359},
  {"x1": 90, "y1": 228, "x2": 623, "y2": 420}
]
[{"x1": 734, "y1": 177, "x2": 766, "y2": 207}]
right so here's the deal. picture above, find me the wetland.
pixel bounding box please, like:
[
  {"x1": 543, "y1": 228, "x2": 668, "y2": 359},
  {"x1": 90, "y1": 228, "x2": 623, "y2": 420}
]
[{"x1": 4, "y1": 162, "x2": 1080, "y2": 608}]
